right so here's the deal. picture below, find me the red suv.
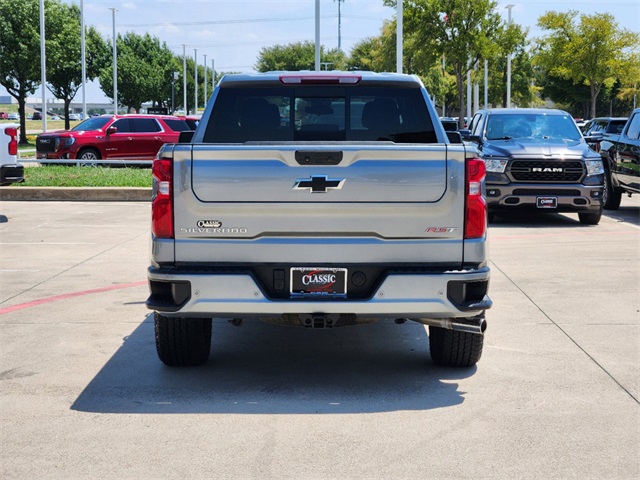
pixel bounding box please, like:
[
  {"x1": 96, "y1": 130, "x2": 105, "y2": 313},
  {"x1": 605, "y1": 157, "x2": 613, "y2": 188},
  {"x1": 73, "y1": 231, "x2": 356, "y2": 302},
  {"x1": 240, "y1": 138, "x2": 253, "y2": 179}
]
[{"x1": 35, "y1": 114, "x2": 191, "y2": 163}]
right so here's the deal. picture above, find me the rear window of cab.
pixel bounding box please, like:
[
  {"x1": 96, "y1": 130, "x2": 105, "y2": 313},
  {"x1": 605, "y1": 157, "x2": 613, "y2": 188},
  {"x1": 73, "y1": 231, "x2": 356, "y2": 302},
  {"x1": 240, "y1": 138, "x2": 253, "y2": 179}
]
[{"x1": 204, "y1": 86, "x2": 436, "y2": 143}]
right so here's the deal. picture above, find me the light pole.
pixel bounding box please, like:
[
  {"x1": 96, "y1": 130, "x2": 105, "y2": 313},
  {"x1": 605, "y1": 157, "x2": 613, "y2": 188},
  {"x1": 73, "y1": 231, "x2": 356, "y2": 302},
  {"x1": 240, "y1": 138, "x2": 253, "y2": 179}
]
[
  {"x1": 171, "y1": 72, "x2": 178, "y2": 114},
  {"x1": 335, "y1": 0, "x2": 344, "y2": 50},
  {"x1": 39, "y1": 0, "x2": 47, "y2": 132},
  {"x1": 81, "y1": 0, "x2": 86, "y2": 120},
  {"x1": 505, "y1": 4, "x2": 515, "y2": 108},
  {"x1": 315, "y1": 0, "x2": 320, "y2": 71},
  {"x1": 212, "y1": 59, "x2": 215, "y2": 91},
  {"x1": 110, "y1": 7, "x2": 118, "y2": 115},
  {"x1": 397, "y1": 0, "x2": 403, "y2": 73},
  {"x1": 203, "y1": 54, "x2": 207, "y2": 105},
  {"x1": 194, "y1": 49, "x2": 198, "y2": 115},
  {"x1": 182, "y1": 45, "x2": 187, "y2": 114}
]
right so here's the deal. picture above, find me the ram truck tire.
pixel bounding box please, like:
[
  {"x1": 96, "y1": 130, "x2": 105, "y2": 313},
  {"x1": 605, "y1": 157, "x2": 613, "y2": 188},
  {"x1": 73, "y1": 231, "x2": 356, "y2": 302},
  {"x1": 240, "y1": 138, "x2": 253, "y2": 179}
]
[
  {"x1": 603, "y1": 170, "x2": 623, "y2": 210},
  {"x1": 578, "y1": 210, "x2": 602, "y2": 225},
  {"x1": 154, "y1": 313, "x2": 212, "y2": 367},
  {"x1": 428, "y1": 326, "x2": 484, "y2": 367}
]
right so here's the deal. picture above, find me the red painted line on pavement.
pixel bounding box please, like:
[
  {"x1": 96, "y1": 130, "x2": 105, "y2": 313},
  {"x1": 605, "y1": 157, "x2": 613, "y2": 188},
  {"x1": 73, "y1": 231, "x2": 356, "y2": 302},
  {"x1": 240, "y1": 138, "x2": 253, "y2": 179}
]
[{"x1": 0, "y1": 280, "x2": 147, "y2": 315}]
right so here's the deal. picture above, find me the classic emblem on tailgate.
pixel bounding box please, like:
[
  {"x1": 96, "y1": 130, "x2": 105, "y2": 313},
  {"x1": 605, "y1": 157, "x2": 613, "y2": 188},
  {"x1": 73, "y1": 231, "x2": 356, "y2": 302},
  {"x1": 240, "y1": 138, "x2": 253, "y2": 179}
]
[
  {"x1": 293, "y1": 175, "x2": 345, "y2": 193},
  {"x1": 197, "y1": 220, "x2": 222, "y2": 228}
]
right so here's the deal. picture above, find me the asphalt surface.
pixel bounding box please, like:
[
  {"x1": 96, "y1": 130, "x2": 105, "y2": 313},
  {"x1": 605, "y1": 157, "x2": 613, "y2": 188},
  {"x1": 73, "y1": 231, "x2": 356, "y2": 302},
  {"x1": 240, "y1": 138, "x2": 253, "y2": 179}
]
[{"x1": 0, "y1": 197, "x2": 638, "y2": 479}]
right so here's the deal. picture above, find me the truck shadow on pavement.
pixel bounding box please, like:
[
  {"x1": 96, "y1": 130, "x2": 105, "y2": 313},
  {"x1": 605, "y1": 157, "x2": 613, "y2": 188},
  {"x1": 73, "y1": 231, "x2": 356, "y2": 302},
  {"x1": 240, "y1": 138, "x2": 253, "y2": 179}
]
[{"x1": 72, "y1": 315, "x2": 475, "y2": 414}]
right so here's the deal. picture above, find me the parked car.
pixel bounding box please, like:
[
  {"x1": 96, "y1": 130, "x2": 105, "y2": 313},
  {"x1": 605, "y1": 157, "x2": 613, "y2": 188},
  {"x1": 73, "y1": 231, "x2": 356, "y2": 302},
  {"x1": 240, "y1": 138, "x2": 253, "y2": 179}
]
[
  {"x1": 31, "y1": 112, "x2": 42, "y2": 121},
  {"x1": 35, "y1": 114, "x2": 191, "y2": 164},
  {"x1": 462, "y1": 108, "x2": 604, "y2": 225},
  {"x1": 581, "y1": 117, "x2": 628, "y2": 152},
  {"x1": 180, "y1": 115, "x2": 201, "y2": 130},
  {"x1": 596, "y1": 109, "x2": 640, "y2": 209},
  {"x1": 0, "y1": 123, "x2": 24, "y2": 186},
  {"x1": 0, "y1": 112, "x2": 8, "y2": 120},
  {"x1": 7, "y1": 113, "x2": 19, "y2": 121}
]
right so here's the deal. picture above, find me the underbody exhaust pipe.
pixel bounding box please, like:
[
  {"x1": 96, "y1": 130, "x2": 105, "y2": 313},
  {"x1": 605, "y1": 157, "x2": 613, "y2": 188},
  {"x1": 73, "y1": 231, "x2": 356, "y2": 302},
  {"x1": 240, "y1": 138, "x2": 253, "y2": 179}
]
[{"x1": 411, "y1": 315, "x2": 487, "y2": 335}]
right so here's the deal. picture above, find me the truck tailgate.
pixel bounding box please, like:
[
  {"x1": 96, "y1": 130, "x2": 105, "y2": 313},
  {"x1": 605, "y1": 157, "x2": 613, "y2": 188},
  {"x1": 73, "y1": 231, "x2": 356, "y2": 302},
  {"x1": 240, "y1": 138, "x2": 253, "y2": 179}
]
[{"x1": 172, "y1": 144, "x2": 468, "y2": 264}]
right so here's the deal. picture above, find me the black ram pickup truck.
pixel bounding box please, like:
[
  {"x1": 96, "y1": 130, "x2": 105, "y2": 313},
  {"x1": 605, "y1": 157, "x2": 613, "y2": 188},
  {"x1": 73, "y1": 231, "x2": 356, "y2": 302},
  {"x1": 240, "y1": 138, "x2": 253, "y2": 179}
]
[
  {"x1": 594, "y1": 108, "x2": 640, "y2": 209},
  {"x1": 463, "y1": 108, "x2": 604, "y2": 225}
]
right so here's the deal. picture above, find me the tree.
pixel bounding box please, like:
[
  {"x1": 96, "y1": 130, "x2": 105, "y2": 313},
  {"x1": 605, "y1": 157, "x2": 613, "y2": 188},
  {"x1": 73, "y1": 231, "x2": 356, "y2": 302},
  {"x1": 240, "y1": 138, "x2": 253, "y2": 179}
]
[
  {"x1": 255, "y1": 41, "x2": 347, "y2": 72},
  {"x1": 0, "y1": 0, "x2": 42, "y2": 144},
  {"x1": 388, "y1": 0, "x2": 504, "y2": 127},
  {"x1": 535, "y1": 10, "x2": 640, "y2": 118},
  {"x1": 45, "y1": 1, "x2": 109, "y2": 129},
  {"x1": 99, "y1": 33, "x2": 175, "y2": 113},
  {"x1": 485, "y1": 21, "x2": 538, "y2": 108}
]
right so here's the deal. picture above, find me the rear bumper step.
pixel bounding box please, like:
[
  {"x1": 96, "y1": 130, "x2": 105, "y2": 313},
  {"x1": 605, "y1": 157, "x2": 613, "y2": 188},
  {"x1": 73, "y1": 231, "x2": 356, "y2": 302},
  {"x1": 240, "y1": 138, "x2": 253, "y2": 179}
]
[{"x1": 147, "y1": 267, "x2": 491, "y2": 319}]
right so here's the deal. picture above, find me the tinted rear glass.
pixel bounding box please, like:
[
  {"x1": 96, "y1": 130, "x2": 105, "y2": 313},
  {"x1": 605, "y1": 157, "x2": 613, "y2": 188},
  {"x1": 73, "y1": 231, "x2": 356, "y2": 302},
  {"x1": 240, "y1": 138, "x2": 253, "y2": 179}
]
[
  {"x1": 163, "y1": 119, "x2": 191, "y2": 132},
  {"x1": 131, "y1": 118, "x2": 161, "y2": 133},
  {"x1": 204, "y1": 86, "x2": 436, "y2": 143}
]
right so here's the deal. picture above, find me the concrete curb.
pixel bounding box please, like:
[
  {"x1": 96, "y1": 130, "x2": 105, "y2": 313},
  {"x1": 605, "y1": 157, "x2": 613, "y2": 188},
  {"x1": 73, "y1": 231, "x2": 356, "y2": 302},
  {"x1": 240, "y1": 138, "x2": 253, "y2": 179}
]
[{"x1": 0, "y1": 187, "x2": 151, "y2": 202}]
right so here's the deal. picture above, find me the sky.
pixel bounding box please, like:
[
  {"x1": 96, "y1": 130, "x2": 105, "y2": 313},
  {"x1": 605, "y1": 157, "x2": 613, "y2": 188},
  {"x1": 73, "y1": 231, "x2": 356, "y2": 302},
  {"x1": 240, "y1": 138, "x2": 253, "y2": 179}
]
[{"x1": 3, "y1": 0, "x2": 640, "y2": 103}]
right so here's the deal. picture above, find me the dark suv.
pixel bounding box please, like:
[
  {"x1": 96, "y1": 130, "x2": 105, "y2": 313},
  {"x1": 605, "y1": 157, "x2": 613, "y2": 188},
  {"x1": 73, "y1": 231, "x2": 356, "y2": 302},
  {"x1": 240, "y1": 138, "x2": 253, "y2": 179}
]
[
  {"x1": 36, "y1": 114, "x2": 191, "y2": 164},
  {"x1": 464, "y1": 108, "x2": 605, "y2": 225}
]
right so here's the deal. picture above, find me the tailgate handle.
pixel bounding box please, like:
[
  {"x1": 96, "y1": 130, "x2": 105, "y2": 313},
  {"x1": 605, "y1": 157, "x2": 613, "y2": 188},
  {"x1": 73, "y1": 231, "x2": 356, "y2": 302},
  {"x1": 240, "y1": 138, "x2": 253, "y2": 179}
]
[{"x1": 295, "y1": 150, "x2": 343, "y2": 165}]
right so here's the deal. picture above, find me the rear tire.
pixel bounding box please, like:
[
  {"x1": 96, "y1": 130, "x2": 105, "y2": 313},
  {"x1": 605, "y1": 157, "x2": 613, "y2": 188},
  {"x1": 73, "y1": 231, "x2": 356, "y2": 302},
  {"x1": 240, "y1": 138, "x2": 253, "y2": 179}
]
[
  {"x1": 428, "y1": 326, "x2": 484, "y2": 367},
  {"x1": 154, "y1": 312, "x2": 212, "y2": 366},
  {"x1": 603, "y1": 170, "x2": 622, "y2": 210}
]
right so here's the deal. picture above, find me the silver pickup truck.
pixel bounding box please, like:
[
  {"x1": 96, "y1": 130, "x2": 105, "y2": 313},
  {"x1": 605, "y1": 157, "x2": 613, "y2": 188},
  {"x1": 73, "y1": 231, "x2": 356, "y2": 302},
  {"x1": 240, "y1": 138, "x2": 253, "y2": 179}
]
[{"x1": 146, "y1": 72, "x2": 492, "y2": 368}]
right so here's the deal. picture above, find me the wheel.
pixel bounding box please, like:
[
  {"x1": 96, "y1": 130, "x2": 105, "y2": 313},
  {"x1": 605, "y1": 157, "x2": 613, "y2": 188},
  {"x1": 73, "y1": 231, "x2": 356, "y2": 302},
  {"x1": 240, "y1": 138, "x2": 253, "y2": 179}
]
[
  {"x1": 603, "y1": 169, "x2": 622, "y2": 210},
  {"x1": 428, "y1": 325, "x2": 484, "y2": 367},
  {"x1": 154, "y1": 312, "x2": 212, "y2": 366},
  {"x1": 76, "y1": 148, "x2": 101, "y2": 165},
  {"x1": 578, "y1": 209, "x2": 602, "y2": 225}
]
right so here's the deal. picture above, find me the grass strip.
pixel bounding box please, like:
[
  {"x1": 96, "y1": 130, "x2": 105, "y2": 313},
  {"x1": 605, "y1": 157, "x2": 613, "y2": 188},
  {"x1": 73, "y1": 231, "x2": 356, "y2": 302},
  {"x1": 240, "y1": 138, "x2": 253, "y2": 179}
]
[{"x1": 19, "y1": 165, "x2": 152, "y2": 187}]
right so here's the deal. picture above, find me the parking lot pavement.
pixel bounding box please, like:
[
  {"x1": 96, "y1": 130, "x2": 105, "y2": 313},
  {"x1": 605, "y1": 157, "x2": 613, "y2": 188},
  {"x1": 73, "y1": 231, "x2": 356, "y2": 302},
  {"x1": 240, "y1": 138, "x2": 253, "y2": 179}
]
[{"x1": 0, "y1": 199, "x2": 638, "y2": 479}]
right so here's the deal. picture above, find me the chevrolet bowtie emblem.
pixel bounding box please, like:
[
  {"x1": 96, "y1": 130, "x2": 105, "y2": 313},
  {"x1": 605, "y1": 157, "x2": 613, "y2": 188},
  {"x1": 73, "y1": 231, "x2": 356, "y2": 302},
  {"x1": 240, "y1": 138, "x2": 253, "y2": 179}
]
[{"x1": 293, "y1": 175, "x2": 345, "y2": 193}]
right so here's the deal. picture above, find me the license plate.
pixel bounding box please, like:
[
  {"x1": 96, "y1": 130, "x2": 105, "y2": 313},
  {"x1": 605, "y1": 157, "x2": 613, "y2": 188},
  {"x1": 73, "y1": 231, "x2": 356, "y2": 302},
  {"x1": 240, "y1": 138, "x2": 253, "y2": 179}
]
[
  {"x1": 537, "y1": 197, "x2": 557, "y2": 208},
  {"x1": 36, "y1": 153, "x2": 47, "y2": 159},
  {"x1": 290, "y1": 267, "x2": 347, "y2": 297}
]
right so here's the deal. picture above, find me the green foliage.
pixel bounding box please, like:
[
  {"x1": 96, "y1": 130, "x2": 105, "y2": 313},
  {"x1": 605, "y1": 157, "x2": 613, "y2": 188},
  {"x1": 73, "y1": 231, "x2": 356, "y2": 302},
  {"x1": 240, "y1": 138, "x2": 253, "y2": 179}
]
[
  {"x1": 99, "y1": 33, "x2": 176, "y2": 112},
  {"x1": 388, "y1": 0, "x2": 504, "y2": 126},
  {"x1": 255, "y1": 41, "x2": 347, "y2": 72},
  {"x1": 0, "y1": 0, "x2": 43, "y2": 143},
  {"x1": 45, "y1": 1, "x2": 109, "y2": 129},
  {"x1": 534, "y1": 10, "x2": 640, "y2": 117},
  {"x1": 20, "y1": 165, "x2": 152, "y2": 187}
]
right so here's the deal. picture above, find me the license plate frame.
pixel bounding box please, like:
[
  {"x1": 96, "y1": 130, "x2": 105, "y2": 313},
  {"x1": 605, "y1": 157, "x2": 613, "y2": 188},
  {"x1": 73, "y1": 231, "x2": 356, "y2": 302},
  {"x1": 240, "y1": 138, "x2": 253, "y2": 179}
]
[
  {"x1": 290, "y1": 267, "x2": 347, "y2": 297},
  {"x1": 536, "y1": 196, "x2": 558, "y2": 208}
]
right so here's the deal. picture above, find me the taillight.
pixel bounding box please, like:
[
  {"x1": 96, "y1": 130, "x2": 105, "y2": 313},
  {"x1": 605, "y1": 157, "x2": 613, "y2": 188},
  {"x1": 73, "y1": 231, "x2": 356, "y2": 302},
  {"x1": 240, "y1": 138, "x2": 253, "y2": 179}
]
[
  {"x1": 151, "y1": 155, "x2": 173, "y2": 238},
  {"x1": 465, "y1": 158, "x2": 487, "y2": 239},
  {"x1": 6, "y1": 127, "x2": 18, "y2": 156}
]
